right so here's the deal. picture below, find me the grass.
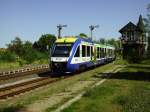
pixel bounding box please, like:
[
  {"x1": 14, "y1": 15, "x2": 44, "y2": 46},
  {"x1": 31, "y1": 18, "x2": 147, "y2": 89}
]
[
  {"x1": 62, "y1": 59, "x2": 150, "y2": 112},
  {"x1": 0, "y1": 62, "x2": 115, "y2": 112},
  {"x1": 0, "y1": 62, "x2": 20, "y2": 71},
  {"x1": 0, "y1": 59, "x2": 48, "y2": 71}
]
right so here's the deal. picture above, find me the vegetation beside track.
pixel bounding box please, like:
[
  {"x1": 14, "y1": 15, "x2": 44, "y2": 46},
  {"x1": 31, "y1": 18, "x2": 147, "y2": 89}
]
[
  {"x1": 0, "y1": 62, "x2": 117, "y2": 112},
  {"x1": 62, "y1": 59, "x2": 150, "y2": 112},
  {"x1": 0, "y1": 35, "x2": 55, "y2": 71}
]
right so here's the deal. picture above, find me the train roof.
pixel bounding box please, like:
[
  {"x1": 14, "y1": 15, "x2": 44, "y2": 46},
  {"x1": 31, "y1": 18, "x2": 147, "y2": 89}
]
[
  {"x1": 55, "y1": 36, "x2": 115, "y2": 49},
  {"x1": 55, "y1": 36, "x2": 92, "y2": 43},
  {"x1": 56, "y1": 36, "x2": 78, "y2": 43}
]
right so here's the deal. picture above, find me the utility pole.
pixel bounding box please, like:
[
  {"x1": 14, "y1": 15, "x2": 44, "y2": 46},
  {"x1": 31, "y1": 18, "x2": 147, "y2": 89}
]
[
  {"x1": 89, "y1": 25, "x2": 99, "y2": 40},
  {"x1": 57, "y1": 24, "x2": 67, "y2": 39}
]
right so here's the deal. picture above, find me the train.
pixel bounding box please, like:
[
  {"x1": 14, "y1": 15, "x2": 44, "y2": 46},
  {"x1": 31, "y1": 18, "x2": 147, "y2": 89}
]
[{"x1": 50, "y1": 36, "x2": 115, "y2": 73}]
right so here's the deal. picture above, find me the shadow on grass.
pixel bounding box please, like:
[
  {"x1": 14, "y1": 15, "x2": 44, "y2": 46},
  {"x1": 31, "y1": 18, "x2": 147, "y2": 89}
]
[
  {"x1": 94, "y1": 71, "x2": 150, "y2": 82},
  {"x1": 0, "y1": 105, "x2": 23, "y2": 112},
  {"x1": 37, "y1": 63, "x2": 106, "y2": 78},
  {"x1": 37, "y1": 71, "x2": 74, "y2": 77},
  {"x1": 127, "y1": 65, "x2": 150, "y2": 70}
]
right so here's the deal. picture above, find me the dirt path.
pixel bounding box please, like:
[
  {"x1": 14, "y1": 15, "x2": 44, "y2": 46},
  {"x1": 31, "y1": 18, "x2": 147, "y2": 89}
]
[{"x1": 22, "y1": 80, "x2": 96, "y2": 112}]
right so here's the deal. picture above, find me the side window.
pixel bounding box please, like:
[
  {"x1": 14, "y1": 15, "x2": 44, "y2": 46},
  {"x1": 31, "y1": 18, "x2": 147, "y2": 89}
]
[
  {"x1": 74, "y1": 46, "x2": 80, "y2": 57},
  {"x1": 100, "y1": 48, "x2": 101, "y2": 58},
  {"x1": 87, "y1": 46, "x2": 90, "y2": 57},
  {"x1": 105, "y1": 48, "x2": 106, "y2": 57},
  {"x1": 82, "y1": 45, "x2": 86, "y2": 57},
  {"x1": 99, "y1": 47, "x2": 100, "y2": 58},
  {"x1": 96, "y1": 47, "x2": 99, "y2": 58},
  {"x1": 90, "y1": 46, "x2": 93, "y2": 56},
  {"x1": 102, "y1": 48, "x2": 104, "y2": 58}
]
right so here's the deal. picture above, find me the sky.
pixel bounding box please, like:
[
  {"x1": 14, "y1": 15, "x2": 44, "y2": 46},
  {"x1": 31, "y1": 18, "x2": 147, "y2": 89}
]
[{"x1": 0, "y1": 0, "x2": 149, "y2": 48}]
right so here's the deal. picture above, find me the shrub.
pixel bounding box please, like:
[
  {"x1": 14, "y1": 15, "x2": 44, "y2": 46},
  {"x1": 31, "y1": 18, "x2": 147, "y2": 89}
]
[
  {"x1": 22, "y1": 49, "x2": 48, "y2": 64},
  {"x1": 0, "y1": 51, "x2": 17, "y2": 62}
]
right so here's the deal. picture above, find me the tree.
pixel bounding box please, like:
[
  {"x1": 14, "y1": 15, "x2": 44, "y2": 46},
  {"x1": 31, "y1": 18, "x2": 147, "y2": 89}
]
[
  {"x1": 79, "y1": 33, "x2": 88, "y2": 38},
  {"x1": 33, "y1": 41, "x2": 39, "y2": 50},
  {"x1": 107, "y1": 38, "x2": 116, "y2": 46},
  {"x1": 7, "y1": 37, "x2": 24, "y2": 56},
  {"x1": 99, "y1": 38, "x2": 106, "y2": 44},
  {"x1": 36, "y1": 34, "x2": 56, "y2": 51},
  {"x1": 144, "y1": 4, "x2": 150, "y2": 58},
  {"x1": 24, "y1": 41, "x2": 33, "y2": 49}
]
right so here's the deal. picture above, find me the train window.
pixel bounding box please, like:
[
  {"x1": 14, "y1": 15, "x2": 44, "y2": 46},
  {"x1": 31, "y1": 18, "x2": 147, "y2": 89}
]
[
  {"x1": 90, "y1": 46, "x2": 93, "y2": 56},
  {"x1": 99, "y1": 48, "x2": 101, "y2": 58},
  {"x1": 97, "y1": 47, "x2": 99, "y2": 58},
  {"x1": 52, "y1": 43, "x2": 73, "y2": 57},
  {"x1": 87, "y1": 46, "x2": 90, "y2": 57},
  {"x1": 110, "y1": 49, "x2": 112, "y2": 56},
  {"x1": 105, "y1": 48, "x2": 106, "y2": 57},
  {"x1": 82, "y1": 45, "x2": 86, "y2": 57},
  {"x1": 100, "y1": 48, "x2": 101, "y2": 58},
  {"x1": 101, "y1": 48, "x2": 104, "y2": 58},
  {"x1": 74, "y1": 46, "x2": 80, "y2": 57}
]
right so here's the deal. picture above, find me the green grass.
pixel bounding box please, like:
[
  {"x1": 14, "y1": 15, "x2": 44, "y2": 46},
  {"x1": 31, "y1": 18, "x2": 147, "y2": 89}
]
[
  {"x1": 0, "y1": 62, "x2": 20, "y2": 71},
  {"x1": 114, "y1": 59, "x2": 128, "y2": 65},
  {"x1": 0, "y1": 59, "x2": 48, "y2": 71},
  {"x1": 62, "y1": 60, "x2": 150, "y2": 112}
]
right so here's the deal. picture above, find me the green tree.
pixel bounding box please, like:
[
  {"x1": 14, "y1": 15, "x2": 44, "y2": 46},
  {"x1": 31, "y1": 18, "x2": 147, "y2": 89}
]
[
  {"x1": 7, "y1": 37, "x2": 24, "y2": 56},
  {"x1": 99, "y1": 38, "x2": 106, "y2": 44},
  {"x1": 79, "y1": 33, "x2": 88, "y2": 38},
  {"x1": 36, "y1": 34, "x2": 56, "y2": 51},
  {"x1": 107, "y1": 38, "x2": 116, "y2": 46},
  {"x1": 144, "y1": 4, "x2": 150, "y2": 58},
  {"x1": 144, "y1": 4, "x2": 150, "y2": 32},
  {"x1": 24, "y1": 41, "x2": 33, "y2": 49}
]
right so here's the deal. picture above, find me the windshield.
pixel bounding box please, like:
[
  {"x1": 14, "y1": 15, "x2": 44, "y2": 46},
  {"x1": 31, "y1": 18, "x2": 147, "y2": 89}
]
[{"x1": 52, "y1": 43, "x2": 73, "y2": 57}]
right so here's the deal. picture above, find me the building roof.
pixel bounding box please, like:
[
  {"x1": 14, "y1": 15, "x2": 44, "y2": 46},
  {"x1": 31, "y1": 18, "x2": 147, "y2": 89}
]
[
  {"x1": 119, "y1": 22, "x2": 138, "y2": 33},
  {"x1": 119, "y1": 15, "x2": 145, "y2": 33}
]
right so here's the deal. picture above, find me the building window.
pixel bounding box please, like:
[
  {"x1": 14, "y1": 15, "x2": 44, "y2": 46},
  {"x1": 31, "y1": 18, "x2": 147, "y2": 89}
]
[
  {"x1": 127, "y1": 32, "x2": 131, "y2": 40},
  {"x1": 131, "y1": 32, "x2": 134, "y2": 40}
]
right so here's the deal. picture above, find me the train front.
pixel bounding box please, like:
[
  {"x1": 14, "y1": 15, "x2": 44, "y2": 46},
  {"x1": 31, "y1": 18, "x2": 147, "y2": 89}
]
[{"x1": 50, "y1": 37, "x2": 77, "y2": 73}]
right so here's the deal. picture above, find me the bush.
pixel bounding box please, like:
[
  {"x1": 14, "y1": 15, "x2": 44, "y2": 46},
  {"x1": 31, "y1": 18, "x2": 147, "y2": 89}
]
[
  {"x1": 0, "y1": 51, "x2": 17, "y2": 62},
  {"x1": 126, "y1": 48, "x2": 142, "y2": 63},
  {"x1": 22, "y1": 49, "x2": 48, "y2": 64},
  {"x1": 3, "y1": 37, "x2": 49, "y2": 64}
]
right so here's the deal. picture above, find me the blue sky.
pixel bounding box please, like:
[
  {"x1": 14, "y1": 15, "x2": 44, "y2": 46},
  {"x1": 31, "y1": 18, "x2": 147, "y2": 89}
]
[{"x1": 0, "y1": 0, "x2": 149, "y2": 48}]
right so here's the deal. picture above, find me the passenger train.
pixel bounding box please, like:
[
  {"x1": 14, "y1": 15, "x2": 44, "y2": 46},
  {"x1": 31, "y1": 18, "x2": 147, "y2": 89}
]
[{"x1": 50, "y1": 36, "x2": 115, "y2": 73}]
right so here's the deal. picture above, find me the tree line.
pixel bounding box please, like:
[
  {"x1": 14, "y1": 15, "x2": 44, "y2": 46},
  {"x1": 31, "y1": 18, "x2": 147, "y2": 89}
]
[{"x1": 0, "y1": 34, "x2": 56, "y2": 65}]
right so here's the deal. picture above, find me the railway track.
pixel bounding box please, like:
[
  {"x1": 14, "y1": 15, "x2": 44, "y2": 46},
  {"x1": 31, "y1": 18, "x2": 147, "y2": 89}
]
[
  {"x1": 0, "y1": 76, "x2": 66, "y2": 99},
  {"x1": 0, "y1": 62, "x2": 121, "y2": 100}
]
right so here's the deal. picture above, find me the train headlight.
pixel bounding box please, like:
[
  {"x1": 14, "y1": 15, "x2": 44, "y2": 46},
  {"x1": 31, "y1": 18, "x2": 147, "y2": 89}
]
[{"x1": 54, "y1": 63, "x2": 58, "y2": 66}]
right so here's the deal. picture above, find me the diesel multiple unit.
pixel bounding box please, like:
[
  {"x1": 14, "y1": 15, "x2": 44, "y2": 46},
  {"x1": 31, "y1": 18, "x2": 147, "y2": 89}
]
[{"x1": 50, "y1": 36, "x2": 115, "y2": 73}]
